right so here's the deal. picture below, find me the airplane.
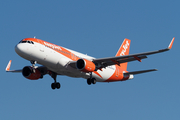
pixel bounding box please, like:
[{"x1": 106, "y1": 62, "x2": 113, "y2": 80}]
[{"x1": 5, "y1": 37, "x2": 174, "y2": 90}]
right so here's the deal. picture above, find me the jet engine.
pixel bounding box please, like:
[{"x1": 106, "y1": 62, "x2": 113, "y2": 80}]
[
  {"x1": 76, "y1": 59, "x2": 96, "y2": 72},
  {"x1": 22, "y1": 66, "x2": 42, "y2": 80}
]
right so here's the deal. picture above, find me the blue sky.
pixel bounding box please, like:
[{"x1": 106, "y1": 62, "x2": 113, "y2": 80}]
[{"x1": 1, "y1": 0, "x2": 179, "y2": 120}]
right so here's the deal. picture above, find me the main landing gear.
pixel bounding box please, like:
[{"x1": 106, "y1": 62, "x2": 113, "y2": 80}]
[
  {"x1": 87, "y1": 72, "x2": 96, "y2": 85},
  {"x1": 50, "y1": 72, "x2": 61, "y2": 90},
  {"x1": 87, "y1": 78, "x2": 96, "y2": 85}
]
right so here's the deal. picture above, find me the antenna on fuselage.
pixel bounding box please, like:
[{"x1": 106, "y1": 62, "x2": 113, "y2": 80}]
[{"x1": 34, "y1": 36, "x2": 36, "y2": 38}]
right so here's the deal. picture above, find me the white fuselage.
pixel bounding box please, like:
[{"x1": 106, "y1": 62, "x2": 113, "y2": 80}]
[{"x1": 15, "y1": 41, "x2": 116, "y2": 82}]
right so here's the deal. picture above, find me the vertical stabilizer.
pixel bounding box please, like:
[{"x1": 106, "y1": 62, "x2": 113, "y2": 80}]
[{"x1": 115, "y1": 38, "x2": 131, "y2": 71}]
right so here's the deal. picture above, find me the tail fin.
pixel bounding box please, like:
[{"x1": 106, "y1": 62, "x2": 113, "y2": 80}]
[{"x1": 115, "y1": 38, "x2": 131, "y2": 71}]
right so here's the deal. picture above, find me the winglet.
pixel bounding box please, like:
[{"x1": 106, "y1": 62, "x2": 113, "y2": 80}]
[
  {"x1": 168, "y1": 37, "x2": 175, "y2": 49},
  {"x1": 5, "y1": 60, "x2": 12, "y2": 72}
]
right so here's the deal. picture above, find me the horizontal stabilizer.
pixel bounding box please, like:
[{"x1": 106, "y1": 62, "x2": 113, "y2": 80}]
[{"x1": 124, "y1": 69, "x2": 157, "y2": 75}]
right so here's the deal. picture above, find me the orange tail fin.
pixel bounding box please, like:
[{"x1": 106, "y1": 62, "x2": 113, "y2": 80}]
[{"x1": 115, "y1": 38, "x2": 131, "y2": 71}]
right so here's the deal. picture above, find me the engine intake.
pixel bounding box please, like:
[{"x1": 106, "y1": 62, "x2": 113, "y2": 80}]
[
  {"x1": 22, "y1": 66, "x2": 41, "y2": 80},
  {"x1": 76, "y1": 59, "x2": 96, "y2": 72}
]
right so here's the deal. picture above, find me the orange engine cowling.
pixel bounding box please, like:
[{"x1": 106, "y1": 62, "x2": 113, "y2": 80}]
[
  {"x1": 76, "y1": 59, "x2": 96, "y2": 72},
  {"x1": 22, "y1": 66, "x2": 42, "y2": 80}
]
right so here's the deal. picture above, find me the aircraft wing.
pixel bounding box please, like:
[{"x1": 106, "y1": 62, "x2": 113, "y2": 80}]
[
  {"x1": 5, "y1": 60, "x2": 48, "y2": 74},
  {"x1": 5, "y1": 60, "x2": 22, "y2": 72},
  {"x1": 92, "y1": 37, "x2": 174, "y2": 68}
]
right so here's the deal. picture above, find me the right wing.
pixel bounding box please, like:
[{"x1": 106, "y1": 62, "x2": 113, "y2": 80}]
[{"x1": 92, "y1": 37, "x2": 175, "y2": 69}]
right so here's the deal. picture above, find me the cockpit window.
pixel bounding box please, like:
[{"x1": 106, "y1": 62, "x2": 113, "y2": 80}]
[
  {"x1": 19, "y1": 40, "x2": 34, "y2": 44},
  {"x1": 22, "y1": 41, "x2": 27, "y2": 43}
]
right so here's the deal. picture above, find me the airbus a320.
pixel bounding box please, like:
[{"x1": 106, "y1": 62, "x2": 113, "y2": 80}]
[{"x1": 6, "y1": 37, "x2": 174, "y2": 89}]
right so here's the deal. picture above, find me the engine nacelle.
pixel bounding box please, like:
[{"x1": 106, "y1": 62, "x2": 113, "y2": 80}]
[
  {"x1": 76, "y1": 59, "x2": 96, "y2": 72},
  {"x1": 22, "y1": 66, "x2": 41, "y2": 80}
]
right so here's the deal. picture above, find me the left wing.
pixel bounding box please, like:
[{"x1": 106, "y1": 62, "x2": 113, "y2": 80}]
[
  {"x1": 92, "y1": 37, "x2": 174, "y2": 68},
  {"x1": 5, "y1": 60, "x2": 48, "y2": 74}
]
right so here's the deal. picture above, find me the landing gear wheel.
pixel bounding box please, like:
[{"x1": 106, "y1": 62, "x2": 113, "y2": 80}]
[
  {"x1": 91, "y1": 78, "x2": 96, "y2": 84},
  {"x1": 51, "y1": 82, "x2": 61, "y2": 89},
  {"x1": 56, "y1": 82, "x2": 61, "y2": 89},
  {"x1": 51, "y1": 83, "x2": 56, "y2": 90},
  {"x1": 49, "y1": 72, "x2": 61, "y2": 90},
  {"x1": 87, "y1": 78, "x2": 96, "y2": 85},
  {"x1": 87, "y1": 78, "x2": 91, "y2": 85}
]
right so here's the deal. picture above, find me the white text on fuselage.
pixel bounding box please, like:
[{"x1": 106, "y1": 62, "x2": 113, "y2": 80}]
[
  {"x1": 120, "y1": 41, "x2": 129, "y2": 56},
  {"x1": 44, "y1": 42, "x2": 62, "y2": 51}
]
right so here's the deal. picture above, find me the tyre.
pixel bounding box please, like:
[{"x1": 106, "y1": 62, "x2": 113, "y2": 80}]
[
  {"x1": 87, "y1": 78, "x2": 91, "y2": 85},
  {"x1": 56, "y1": 82, "x2": 61, "y2": 89},
  {"x1": 51, "y1": 83, "x2": 56, "y2": 90},
  {"x1": 91, "y1": 78, "x2": 96, "y2": 84}
]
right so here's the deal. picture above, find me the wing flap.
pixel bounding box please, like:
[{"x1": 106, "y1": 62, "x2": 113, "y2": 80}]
[{"x1": 93, "y1": 55, "x2": 147, "y2": 67}]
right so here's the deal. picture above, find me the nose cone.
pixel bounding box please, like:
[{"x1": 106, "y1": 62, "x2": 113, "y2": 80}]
[
  {"x1": 15, "y1": 43, "x2": 29, "y2": 57},
  {"x1": 15, "y1": 44, "x2": 23, "y2": 55},
  {"x1": 15, "y1": 43, "x2": 32, "y2": 60}
]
